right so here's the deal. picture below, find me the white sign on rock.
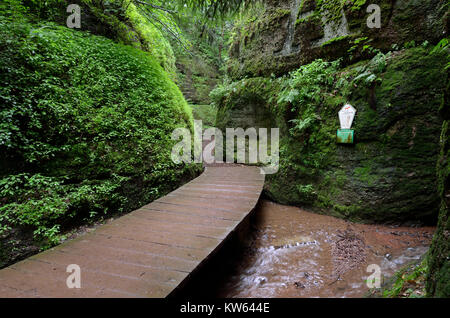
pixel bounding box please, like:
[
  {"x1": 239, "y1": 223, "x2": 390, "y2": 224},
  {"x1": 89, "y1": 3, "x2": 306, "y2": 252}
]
[{"x1": 339, "y1": 104, "x2": 356, "y2": 129}]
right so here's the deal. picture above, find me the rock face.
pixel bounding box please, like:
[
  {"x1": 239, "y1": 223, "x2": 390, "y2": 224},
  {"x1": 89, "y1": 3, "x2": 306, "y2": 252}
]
[
  {"x1": 214, "y1": 47, "x2": 447, "y2": 223},
  {"x1": 427, "y1": 77, "x2": 450, "y2": 297},
  {"x1": 228, "y1": 0, "x2": 447, "y2": 78}
]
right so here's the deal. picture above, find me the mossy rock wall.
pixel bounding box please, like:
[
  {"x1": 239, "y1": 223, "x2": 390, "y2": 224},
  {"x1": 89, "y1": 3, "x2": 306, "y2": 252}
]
[
  {"x1": 18, "y1": 0, "x2": 178, "y2": 78},
  {"x1": 228, "y1": 0, "x2": 448, "y2": 79},
  {"x1": 214, "y1": 48, "x2": 447, "y2": 223},
  {"x1": 426, "y1": 75, "x2": 450, "y2": 297}
]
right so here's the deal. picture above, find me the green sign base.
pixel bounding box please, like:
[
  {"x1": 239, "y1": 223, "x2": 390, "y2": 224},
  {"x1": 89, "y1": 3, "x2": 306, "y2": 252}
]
[{"x1": 337, "y1": 129, "x2": 354, "y2": 144}]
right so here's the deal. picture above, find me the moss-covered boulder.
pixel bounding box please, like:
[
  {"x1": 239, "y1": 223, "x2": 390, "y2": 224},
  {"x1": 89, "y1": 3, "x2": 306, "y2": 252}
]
[
  {"x1": 214, "y1": 47, "x2": 447, "y2": 223},
  {"x1": 228, "y1": 0, "x2": 448, "y2": 79},
  {"x1": 175, "y1": 54, "x2": 219, "y2": 105}
]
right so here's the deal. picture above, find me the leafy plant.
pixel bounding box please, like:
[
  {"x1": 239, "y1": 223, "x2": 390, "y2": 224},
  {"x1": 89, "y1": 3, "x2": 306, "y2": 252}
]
[{"x1": 403, "y1": 40, "x2": 416, "y2": 49}]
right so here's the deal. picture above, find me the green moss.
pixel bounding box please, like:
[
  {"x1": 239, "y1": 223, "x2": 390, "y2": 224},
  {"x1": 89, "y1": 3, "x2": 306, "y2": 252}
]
[
  {"x1": 191, "y1": 104, "x2": 217, "y2": 128},
  {"x1": 80, "y1": 0, "x2": 177, "y2": 78},
  {"x1": 227, "y1": 0, "x2": 445, "y2": 79},
  {"x1": 299, "y1": 0, "x2": 317, "y2": 15},
  {"x1": 426, "y1": 77, "x2": 450, "y2": 296}
]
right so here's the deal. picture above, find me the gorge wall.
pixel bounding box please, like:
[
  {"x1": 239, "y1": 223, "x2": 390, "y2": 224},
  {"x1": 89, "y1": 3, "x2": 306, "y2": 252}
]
[{"x1": 214, "y1": 0, "x2": 448, "y2": 223}]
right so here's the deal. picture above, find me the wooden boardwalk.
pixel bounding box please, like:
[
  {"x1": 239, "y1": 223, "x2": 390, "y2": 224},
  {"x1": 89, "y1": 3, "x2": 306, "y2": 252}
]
[{"x1": 0, "y1": 166, "x2": 264, "y2": 298}]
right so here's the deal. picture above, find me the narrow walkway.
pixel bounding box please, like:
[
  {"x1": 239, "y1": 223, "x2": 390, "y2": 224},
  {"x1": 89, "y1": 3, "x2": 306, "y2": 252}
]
[{"x1": 0, "y1": 166, "x2": 264, "y2": 298}]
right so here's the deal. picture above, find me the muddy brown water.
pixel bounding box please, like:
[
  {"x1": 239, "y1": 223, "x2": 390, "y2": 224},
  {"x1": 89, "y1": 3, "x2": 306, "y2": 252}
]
[{"x1": 213, "y1": 200, "x2": 435, "y2": 298}]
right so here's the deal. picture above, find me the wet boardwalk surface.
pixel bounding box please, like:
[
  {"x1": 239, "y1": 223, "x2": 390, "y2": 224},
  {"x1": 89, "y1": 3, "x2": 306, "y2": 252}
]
[{"x1": 0, "y1": 166, "x2": 264, "y2": 298}]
